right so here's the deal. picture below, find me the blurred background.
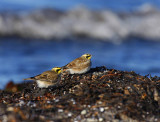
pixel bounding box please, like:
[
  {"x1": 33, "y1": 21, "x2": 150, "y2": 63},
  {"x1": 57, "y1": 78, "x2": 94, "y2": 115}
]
[{"x1": 1, "y1": 0, "x2": 160, "y2": 89}]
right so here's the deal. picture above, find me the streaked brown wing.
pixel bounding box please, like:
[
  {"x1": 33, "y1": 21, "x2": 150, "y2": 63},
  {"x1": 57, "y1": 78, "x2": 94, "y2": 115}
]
[
  {"x1": 34, "y1": 71, "x2": 51, "y2": 80},
  {"x1": 23, "y1": 73, "x2": 42, "y2": 80},
  {"x1": 47, "y1": 73, "x2": 58, "y2": 82},
  {"x1": 65, "y1": 57, "x2": 83, "y2": 69},
  {"x1": 35, "y1": 73, "x2": 47, "y2": 80},
  {"x1": 37, "y1": 71, "x2": 58, "y2": 82}
]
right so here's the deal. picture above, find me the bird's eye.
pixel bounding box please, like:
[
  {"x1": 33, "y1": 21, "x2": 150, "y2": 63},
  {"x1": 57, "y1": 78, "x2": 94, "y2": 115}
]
[
  {"x1": 56, "y1": 69, "x2": 61, "y2": 73},
  {"x1": 86, "y1": 55, "x2": 90, "y2": 59}
]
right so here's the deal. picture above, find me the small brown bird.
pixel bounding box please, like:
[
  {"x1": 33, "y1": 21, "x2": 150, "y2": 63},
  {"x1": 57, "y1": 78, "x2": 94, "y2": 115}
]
[
  {"x1": 24, "y1": 67, "x2": 61, "y2": 88},
  {"x1": 62, "y1": 53, "x2": 92, "y2": 74}
]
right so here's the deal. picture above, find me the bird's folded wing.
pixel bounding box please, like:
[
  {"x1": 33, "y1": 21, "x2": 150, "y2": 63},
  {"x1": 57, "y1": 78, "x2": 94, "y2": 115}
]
[
  {"x1": 64, "y1": 58, "x2": 82, "y2": 69},
  {"x1": 23, "y1": 73, "x2": 46, "y2": 81},
  {"x1": 35, "y1": 73, "x2": 48, "y2": 81}
]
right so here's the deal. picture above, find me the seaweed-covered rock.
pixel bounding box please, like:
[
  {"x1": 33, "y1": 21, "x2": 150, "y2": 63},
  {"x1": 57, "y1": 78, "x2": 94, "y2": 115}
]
[{"x1": 0, "y1": 66, "x2": 160, "y2": 121}]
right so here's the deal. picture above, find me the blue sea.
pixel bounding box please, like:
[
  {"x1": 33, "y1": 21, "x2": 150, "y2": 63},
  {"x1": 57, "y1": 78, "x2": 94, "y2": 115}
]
[
  {"x1": 1, "y1": 0, "x2": 160, "y2": 89},
  {"x1": 1, "y1": 38, "x2": 160, "y2": 89},
  {"x1": 0, "y1": 0, "x2": 160, "y2": 11}
]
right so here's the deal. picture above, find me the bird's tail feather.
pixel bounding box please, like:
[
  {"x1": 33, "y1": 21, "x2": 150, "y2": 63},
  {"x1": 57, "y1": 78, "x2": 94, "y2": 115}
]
[{"x1": 23, "y1": 77, "x2": 35, "y2": 81}]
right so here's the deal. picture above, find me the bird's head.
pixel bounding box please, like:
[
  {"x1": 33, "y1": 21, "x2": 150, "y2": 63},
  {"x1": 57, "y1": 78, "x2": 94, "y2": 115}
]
[
  {"x1": 81, "y1": 53, "x2": 92, "y2": 60},
  {"x1": 51, "y1": 67, "x2": 61, "y2": 74}
]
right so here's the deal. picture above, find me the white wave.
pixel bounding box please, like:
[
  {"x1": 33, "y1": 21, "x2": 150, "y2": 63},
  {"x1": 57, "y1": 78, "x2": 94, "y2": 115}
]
[{"x1": 0, "y1": 4, "x2": 160, "y2": 41}]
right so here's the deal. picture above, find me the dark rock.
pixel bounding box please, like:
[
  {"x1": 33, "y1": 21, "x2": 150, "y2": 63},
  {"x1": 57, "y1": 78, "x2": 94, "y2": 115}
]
[{"x1": 0, "y1": 67, "x2": 160, "y2": 121}]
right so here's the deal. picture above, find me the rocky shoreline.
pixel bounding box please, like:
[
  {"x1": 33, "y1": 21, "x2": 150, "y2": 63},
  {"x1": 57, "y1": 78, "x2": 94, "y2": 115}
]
[{"x1": 0, "y1": 66, "x2": 160, "y2": 121}]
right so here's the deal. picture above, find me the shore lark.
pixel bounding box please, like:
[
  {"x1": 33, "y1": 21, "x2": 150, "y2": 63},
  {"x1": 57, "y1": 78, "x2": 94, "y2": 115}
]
[
  {"x1": 62, "y1": 53, "x2": 92, "y2": 74},
  {"x1": 24, "y1": 67, "x2": 61, "y2": 88}
]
